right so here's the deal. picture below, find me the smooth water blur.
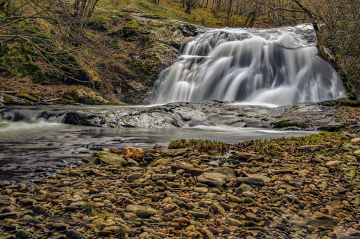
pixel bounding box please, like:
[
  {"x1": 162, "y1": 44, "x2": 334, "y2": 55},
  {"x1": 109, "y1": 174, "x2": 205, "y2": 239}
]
[
  {"x1": 0, "y1": 117, "x2": 312, "y2": 184},
  {"x1": 153, "y1": 27, "x2": 346, "y2": 105}
]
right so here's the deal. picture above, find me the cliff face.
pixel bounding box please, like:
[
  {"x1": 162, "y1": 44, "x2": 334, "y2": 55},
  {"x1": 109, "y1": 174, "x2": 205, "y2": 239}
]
[{"x1": 0, "y1": 7, "x2": 198, "y2": 105}]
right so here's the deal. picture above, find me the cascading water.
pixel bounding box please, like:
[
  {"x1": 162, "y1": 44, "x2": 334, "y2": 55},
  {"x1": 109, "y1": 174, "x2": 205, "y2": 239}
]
[{"x1": 152, "y1": 26, "x2": 346, "y2": 105}]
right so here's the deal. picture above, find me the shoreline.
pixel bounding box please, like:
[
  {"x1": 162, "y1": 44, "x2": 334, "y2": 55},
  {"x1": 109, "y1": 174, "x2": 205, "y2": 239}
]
[{"x1": 0, "y1": 131, "x2": 359, "y2": 238}]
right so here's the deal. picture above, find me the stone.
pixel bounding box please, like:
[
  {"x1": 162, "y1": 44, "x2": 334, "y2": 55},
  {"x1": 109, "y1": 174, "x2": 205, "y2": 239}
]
[
  {"x1": 227, "y1": 194, "x2": 242, "y2": 203},
  {"x1": 20, "y1": 199, "x2": 36, "y2": 206},
  {"x1": 345, "y1": 228, "x2": 360, "y2": 237},
  {"x1": 33, "y1": 205, "x2": 47, "y2": 215},
  {"x1": 227, "y1": 217, "x2": 242, "y2": 227},
  {"x1": 17, "y1": 184, "x2": 26, "y2": 192},
  {"x1": 171, "y1": 164, "x2": 204, "y2": 176},
  {"x1": 15, "y1": 229, "x2": 32, "y2": 239},
  {"x1": 94, "y1": 151, "x2": 127, "y2": 166},
  {"x1": 139, "y1": 232, "x2": 150, "y2": 238},
  {"x1": 201, "y1": 227, "x2": 214, "y2": 239},
  {"x1": 123, "y1": 147, "x2": 144, "y2": 160},
  {"x1": 152, "y1": 174, "x2": 176, "y2": 181},
  {"x1": 211, "y1": 167, "x2": 236, "y2": 179},
  {"x1": 353, "y1": 150, "x2": 360, "y2": 155},
  {"x1": 194, "y1": 187, "x2": 209, "y2": 193},
  {"x1": 242, "y1": 191, "x2": 256, "y2": 198},
  {"x1": 236, "y1": 177, "x2": 265, "y2": 186},
  {"x1": 51, "y1": 223, "x2": 69, "y2": 231},
  {"x1": 185, "y1": 225, "x2": 196, "y2": 232},
  {"x1": 197, "y1": 173, "x2": 227, "y2": 187},
  {"x1": 211, "y1": 202, "x2": 226, "y2": 216},
  {"x1": 0, "y1": 212, "x2": 18, "y2": 219},
  {"x1": 66, "y1": 229, "x2": 84, "y2": 239},
  {"x1": 165, "y1": 149, "x2": 188, "y2": 157},
  {"x1": 127, "y1": 173, "x2": 142, "y2": 181},
  {"x1": 325, "y1": 161, "x2": 342, "y2": 167},
  {"x1": 235, "y1": 184, "x2": 253, "y2": 194},
  {"x1": 126, "y1": 205, "x2": 157, "y2": 215}
]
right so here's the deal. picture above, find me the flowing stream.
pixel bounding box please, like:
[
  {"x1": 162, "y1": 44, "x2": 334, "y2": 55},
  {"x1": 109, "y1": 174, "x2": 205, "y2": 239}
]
[
  {"x1": 0, "y1": 25, "x2": 347, "y2": 184},
  {"x1": 152, "y1": 25, "x2": 346, "y2": 104}
]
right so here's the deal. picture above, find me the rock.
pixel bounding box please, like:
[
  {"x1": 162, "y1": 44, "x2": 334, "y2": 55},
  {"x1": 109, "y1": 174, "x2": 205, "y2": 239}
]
[
  {"x1": 163, "y1": 203, "x2": 179, "y2": 213},
  {"x1": 20, "y1": 199, "x2": 36, "y2": 206},
  {"x1": 127, "y1": 173, "x2": 142, "y2": 182},
  {"x1": 235, "y1": 183, "x2": 253, "y2": 194},
  {"x1": 185, "y1": 225, "x2": 196, "y2": 232},
  {"x1": 66, "y1": 229, "x2": 84, "y2": 239},
  {"x1": 194, "y1": 187, "x2": 209, "y2": 193},
  {"x1": 17, "y1": 184, "x2": 26, "y2": 192},
  {"x1": 197, "y1": 173, "x2": 227, "y2": 187},
  {"x1": 94, "y1": 151, "x2": 127, "y2": 166},
  {"x1": 15, "y1": 229, "x2": 32, "y2": 239},
  {"x1": 33, "y1": 205, "x2": 47, "y2": 215},
  {"x1": 345, "y1": 228, "x2": 360, "y2": 237},
  {"x1": 242, "y1": 191, "x2": 256, "y2": 198},
  {"x1": 228, "y1": 217, "x2": 242, "y2": 227},
  {"x1": 236, "y1": 177, "x2": 265, "y2": 186},
  {"x1": 51, "y1": 223, "x2": 69, "y2": 231},
  {"x1": 174, "y1": 165, "x2": 204, "y2": 176},
  {"x1": 227, "y1": 194, "x2": 242, "y2": 203},
  {"x1": 109, "y1": 148, "x2": 122, "y2": 154},
  {"x1": 152, "y1": 174, "x2": 176, "y2": 181},
  {"x1": 325, "y1": 161, "x2": 342, "y2": 167},
  {"x1": 139, "y1": 232, "x2": 150, "y2": 238},
  {"x1": 123, "y1": 147, "x2": 144, "y2": 160},
  {"x1": 200, "y1": 227, "x2": 214, "y2": 239},
  {"x1": 211, "y1": 202, "x2": 226, "y2": 216},
  {"x1": 309, "y1": 212, "x2": 338, "y2": 227},
  {"x1": 0, "y1": 212, "x2": 18, "y2": 219},
  {"x1": 211, "y1": 167, "x2": 236, "y2": 179},
  {"x1": 353, "y1": 150, "x2": 360, "y2": 156},
  {"x1": 165, "y1": 149, "x2": 188, "y2": 157},
  {"x1": 126, "y1": 205, "x2": 157, "y2": 215}
]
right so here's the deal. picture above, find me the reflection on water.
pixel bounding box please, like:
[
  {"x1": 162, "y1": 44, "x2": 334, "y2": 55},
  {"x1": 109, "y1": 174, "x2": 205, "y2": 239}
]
[{"x1": 0, "y1": 121, "x2": 313, "y2": 184}]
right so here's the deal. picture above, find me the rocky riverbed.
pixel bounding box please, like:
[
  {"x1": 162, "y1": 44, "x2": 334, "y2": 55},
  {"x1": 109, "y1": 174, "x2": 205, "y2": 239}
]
[{"x1": 0, "y1": 129, "x2": 359, "y2": 238}]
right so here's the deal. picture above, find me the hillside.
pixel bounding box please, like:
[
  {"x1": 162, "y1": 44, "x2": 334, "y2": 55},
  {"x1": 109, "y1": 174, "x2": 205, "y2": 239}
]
[{"x1": 0, "y1": 0, "x2": 359, "y2": 105}]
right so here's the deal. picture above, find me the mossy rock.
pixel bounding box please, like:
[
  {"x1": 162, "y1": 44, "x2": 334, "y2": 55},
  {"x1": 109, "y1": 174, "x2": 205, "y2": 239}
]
[
  {"x1": 112, "y1": 20, "x2": 140, "y2": 41},
  {"x1": 18, "y1": 93, "x2": 38, "y2": 102},
  {"x1": 273, "y1": 120, "x2": 308, "y2": 129}
]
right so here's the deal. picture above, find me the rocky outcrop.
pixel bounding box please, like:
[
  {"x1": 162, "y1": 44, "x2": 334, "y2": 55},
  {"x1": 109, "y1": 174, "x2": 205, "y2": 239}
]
[{"x1": 60, "y1": 101, "x2": 339, "y2": 131}]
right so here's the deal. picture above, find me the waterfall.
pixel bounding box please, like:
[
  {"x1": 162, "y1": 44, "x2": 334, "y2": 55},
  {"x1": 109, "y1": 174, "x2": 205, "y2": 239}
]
[{"x1": 152, "y1": 26, "x2": 346, "y2": 105}]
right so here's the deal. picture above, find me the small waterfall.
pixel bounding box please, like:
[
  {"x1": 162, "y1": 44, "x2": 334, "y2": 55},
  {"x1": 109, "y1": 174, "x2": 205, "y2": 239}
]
[{"x1": 152, "y1": 26, "x2": 346, "y2": 105}]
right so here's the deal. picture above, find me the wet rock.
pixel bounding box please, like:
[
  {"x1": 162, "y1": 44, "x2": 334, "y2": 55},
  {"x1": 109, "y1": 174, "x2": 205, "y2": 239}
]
[
  {"x1": 94, "y1": 151, "x2": 127, "y2": 166},
  {"x1": 123, "y1": 147, "x2": 144, "y2": 160},
  {"x1": 127, "y1": 173, "x2": 142, "y2": 181},
  {"x1": 165, "y1": 149, "x2": 188, "y2": 157},
  {"x1": 236, "y1": 177, "x2": 265, "y2": 186},
  {"x1": 235, "y1": 183, "x2": 253, "y2": 194},
  {"x1": 152, "y1": 174, "x2": 176, "y2": 181},
  {"x1": 0, "y1": 212, "x2": 18, "y2": 219},
  {"x1": 242, "y1": 191, "x2": 256, "y2": 198},
  {"x1": 171, "y1": 164, "x2": 204, "y2": 176},
  {"x1": 66, "y1": 229, "x2": 84, "y2": 239},
  {"x1": 33, "y1": 205, "x2": 47, "y2": 215},
  {"x1": 15, "y1": 229, "x2": 32, "y2": 239},
  {"x1": 309, "y1": 212, "x2": 338, "y2": 228},
  {"x1": 211, "y1": 202, "x2": 226, "y2": 216},
  {"x1": 326, "y1": 161, "x2": 342, "y2": 167},
  {"x1": 17, "y1": 184, "x2": 26, "y2": 192},
  {"x1": 227, "y1": 194, "x2": 242, "y2": 203},
  {"x1": 20, "y1": 199, "x2": 36, "y2": 206},
  {"x1": 197, "y1": 173, "x2": 227, "y2": 187},
  {"x1": 211, "y1": 167, "x2": 236, "y2": 179},
  {"x1": 200, "y1": 227, "x2": 214, "y2": 239},
  {"x1": 228, "y1": 217, "x2": 242, "y2": 227},
  {"x1": 194, "y1": 187, "x2": 209, "y2": 193},
  {"x1": 51, "y1": 223, "x2": 69, "y2": 231}
]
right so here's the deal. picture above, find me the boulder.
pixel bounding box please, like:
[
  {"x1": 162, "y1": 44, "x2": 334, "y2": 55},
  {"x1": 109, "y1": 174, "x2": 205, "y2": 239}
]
[
  {"x1": 123, "y1": 147, "x2": 144, "y2": 160},
  {"x1": 197, "y1": 173, "x2": 227, "y2": 187}
]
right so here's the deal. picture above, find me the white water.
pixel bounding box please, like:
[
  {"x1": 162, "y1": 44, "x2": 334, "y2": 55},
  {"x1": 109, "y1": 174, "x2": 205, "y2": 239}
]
[{"x1": 153, "y1": 27, "x2": 346, "y2": 105}]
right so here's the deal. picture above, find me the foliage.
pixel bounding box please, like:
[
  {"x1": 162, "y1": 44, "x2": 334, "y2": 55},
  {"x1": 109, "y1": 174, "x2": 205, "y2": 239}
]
[
  {"x1": 169, "y1": 139, "x2": 229, "y2": 155},
  {"x1": 238, "y1": 132, "x2": 343, "y2": 157},
  {"x1": 83, "y1": 202, "x2": 97, "y2": 216}
]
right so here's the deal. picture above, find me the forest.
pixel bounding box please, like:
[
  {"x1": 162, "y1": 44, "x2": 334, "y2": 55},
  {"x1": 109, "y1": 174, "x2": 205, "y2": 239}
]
[{"x1": 0, "y1": 0, "x2": 359, "y2": 103}]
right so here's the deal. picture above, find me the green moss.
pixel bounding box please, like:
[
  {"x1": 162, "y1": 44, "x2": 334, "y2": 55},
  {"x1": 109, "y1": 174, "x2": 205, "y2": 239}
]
[
  {"x1": 18, "y1": 93, "x2": 38, "y2": 101},
  {"x1": 168, "y1": 139, "x2": 229, "y2": 155},
  {"x1": 273, "y1": 120, "x2": 308, "y2": 129}
]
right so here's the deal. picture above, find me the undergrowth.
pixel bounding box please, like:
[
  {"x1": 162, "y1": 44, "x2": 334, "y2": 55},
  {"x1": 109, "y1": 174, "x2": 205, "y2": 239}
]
[{"x1": 169, "y1": 139, "x2": 229, "y2": 155}]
